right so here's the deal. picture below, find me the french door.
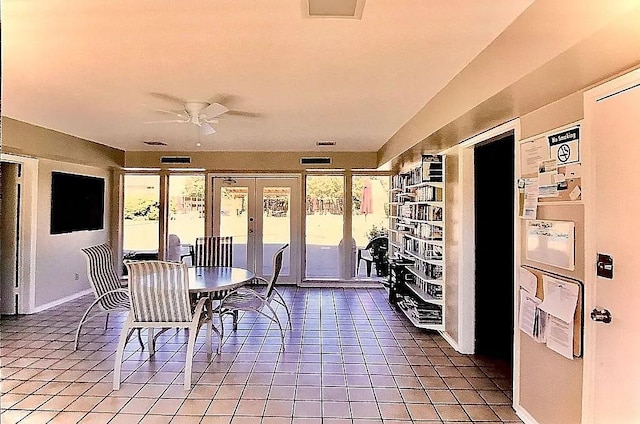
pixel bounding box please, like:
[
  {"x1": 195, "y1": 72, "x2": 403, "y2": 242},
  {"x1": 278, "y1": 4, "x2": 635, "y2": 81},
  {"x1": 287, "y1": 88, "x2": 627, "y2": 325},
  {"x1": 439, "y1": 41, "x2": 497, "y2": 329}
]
[{"x1": 211, "y1": 176, "x2": 300, "y2": 283}]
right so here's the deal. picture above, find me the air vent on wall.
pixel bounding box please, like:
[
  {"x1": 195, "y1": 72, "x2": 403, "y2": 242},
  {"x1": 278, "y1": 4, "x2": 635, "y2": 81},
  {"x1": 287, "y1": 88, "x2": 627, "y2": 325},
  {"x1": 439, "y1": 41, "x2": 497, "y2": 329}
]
[
  {"x1": 143, "y1": 141, "x2": 167, "y2": 146},
  {"x1": 301, "y1": 157, "x2": 332, "y2": 165},
  {"x1": 161, "y1": 156, "x2": 191, "y2": 164},
  {"x1": 316, "y1": 141, "x2": 336, "y2": 146}
]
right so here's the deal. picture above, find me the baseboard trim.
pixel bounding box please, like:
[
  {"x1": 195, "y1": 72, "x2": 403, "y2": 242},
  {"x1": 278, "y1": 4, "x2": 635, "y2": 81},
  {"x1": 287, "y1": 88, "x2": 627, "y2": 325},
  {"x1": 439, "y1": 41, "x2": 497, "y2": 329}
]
[
  {"x1": 31, "y1": 289, "x2": 92, "y2": 314},
  {"x1": 514, "y1": 404, "x2": 540, "y2": 424},
  {"x1": 299, "y1": 280, "x2": 383, "y2": 288},
  {"x1": 440, "y1": 330, "x2": 461, "y2": 352}
]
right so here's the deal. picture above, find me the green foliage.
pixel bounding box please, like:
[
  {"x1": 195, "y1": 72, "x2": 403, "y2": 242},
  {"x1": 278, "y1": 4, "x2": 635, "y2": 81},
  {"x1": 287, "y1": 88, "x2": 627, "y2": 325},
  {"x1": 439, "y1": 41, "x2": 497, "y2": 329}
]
[
  {"x1": 306, "y1": 175, "x2": 344, "y2": 199},
  {"x1": 124, "y1": 198, "x2": 159, "y2": 221},
  {"x1": 366, "y1": 224, "x2": 387, "y2": 240},
  {"x1": 182, "y1": 177, "x2": 204, "y2": 199}
]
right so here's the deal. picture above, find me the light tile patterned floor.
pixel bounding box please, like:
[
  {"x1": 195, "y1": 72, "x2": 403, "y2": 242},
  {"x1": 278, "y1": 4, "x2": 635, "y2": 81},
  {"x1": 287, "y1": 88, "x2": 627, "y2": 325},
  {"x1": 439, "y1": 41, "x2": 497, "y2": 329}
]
[{"x1": 1, "y1": 287, "x2": 522, "y2": 423}]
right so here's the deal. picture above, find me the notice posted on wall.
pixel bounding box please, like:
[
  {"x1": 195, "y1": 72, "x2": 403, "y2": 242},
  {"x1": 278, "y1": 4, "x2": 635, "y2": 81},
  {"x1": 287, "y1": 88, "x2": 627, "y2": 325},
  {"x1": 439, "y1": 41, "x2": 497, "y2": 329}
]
[
  {"x1": 520, "y1": 137, "x2": 549, "y2": 176},
  {"x1": 538, "y1": 275, "x2": 580, "y2": 360}
]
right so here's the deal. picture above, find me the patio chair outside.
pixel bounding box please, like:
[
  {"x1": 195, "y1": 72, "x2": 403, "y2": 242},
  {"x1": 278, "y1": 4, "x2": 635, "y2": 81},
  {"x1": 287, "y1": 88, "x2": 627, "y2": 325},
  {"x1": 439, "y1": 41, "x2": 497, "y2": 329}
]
[
  {"x1": 114, "y1": 261, "x2": 213, "y2": 391},
  {"x1": 217, "y1": 244, "x2": 289, "y2": 350},
  {"x1": 357, "y1": 235, "x2": 389, "y2": 277},
  {"x1": 194, "y1": 236, "x2": 233, "y2": 267},
  {"x1": 76, "y1": 243, "x2": 143, "y2": 351}
]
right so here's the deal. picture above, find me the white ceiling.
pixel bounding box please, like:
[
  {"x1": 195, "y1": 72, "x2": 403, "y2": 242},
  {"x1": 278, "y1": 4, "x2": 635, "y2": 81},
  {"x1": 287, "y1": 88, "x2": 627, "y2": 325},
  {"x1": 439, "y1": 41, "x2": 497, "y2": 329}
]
[{"x1": 2, "y1": 0, "x2": 533, "y2": 152}]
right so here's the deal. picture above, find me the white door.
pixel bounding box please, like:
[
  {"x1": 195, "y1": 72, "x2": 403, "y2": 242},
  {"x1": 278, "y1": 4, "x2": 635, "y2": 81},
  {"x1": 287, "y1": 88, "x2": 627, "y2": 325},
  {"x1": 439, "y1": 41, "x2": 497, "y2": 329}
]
[
  {"x1": 584, "y1": 70, "x2": 640, "y2": 423},
  {"x1": 0, "y1": 162, "x2": 20, "y2": 314},
  {"x1": 212, "y1": 176, "x2": 300, "y2": 283}
]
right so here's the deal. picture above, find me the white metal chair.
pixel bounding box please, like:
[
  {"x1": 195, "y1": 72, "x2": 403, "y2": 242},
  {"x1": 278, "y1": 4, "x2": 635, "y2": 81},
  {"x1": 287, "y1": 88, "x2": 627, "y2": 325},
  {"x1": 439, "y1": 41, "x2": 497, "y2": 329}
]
[
  {"x1": 217, "y1": 244, "x2": 289, "y2": 350},
  {"x1": 194, "y1": 236, "x2": 233, "y2": 266},
  {"x1": 114, "y1": 261, "x2": 213, "y2": 391},
  {"x1": 76, "y1": 243, "x2": 143, "y2": 351},
  {"x1": 247, "y1": 247, "x2": 292, "y2": 331}
]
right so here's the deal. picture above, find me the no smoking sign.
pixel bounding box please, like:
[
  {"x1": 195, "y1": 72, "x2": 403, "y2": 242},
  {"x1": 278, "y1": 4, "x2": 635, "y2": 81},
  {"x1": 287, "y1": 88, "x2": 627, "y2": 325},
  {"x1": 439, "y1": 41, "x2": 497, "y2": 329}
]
[{"x1": 549, "y1": 127, "x2": 580, "y2": 164}]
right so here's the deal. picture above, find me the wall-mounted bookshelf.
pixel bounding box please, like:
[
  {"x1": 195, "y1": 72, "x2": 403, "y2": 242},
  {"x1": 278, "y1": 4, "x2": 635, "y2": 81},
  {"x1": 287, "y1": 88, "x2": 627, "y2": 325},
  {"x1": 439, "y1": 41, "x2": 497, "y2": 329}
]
[{"x1": 388, "y1": 155, "x2": 445, "y2": 330}]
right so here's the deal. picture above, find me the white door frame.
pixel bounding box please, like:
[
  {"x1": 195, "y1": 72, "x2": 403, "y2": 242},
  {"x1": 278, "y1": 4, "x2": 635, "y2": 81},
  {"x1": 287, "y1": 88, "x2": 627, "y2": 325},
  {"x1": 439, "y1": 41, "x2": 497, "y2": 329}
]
[
  {"x1": 210, "y1": 173, "x2": 301, "y2": 283},
  {"x1": 581, "y1": 67, "x2": 640, "y2": 424},
  {"x1": 440, "y1": 118, "x2": 521, "y2": 397},
  {"x1": 0, "y1": 153, "x2": 39, "y2": 314}
]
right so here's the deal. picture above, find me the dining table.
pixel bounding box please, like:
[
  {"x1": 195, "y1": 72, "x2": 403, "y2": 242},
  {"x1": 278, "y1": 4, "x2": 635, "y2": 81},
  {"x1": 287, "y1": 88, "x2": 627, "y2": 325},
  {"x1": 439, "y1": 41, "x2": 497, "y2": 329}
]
[
  {"x1": 188, "y1": 266, "x2": 255, "y2": 299},
  {"x1": 187, "y1": 265, "x2": 255, "y2": 352}
]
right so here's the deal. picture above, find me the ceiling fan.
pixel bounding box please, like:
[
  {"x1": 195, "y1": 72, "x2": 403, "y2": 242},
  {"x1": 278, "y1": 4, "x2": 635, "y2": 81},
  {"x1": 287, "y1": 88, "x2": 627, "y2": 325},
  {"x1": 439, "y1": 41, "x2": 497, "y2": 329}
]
[
  {"x1": 146, "y1": 101, "x2": 228, "y2": 135},
  {"x1": 145, "y1": 92, "x2": 262, "y2": 135}
]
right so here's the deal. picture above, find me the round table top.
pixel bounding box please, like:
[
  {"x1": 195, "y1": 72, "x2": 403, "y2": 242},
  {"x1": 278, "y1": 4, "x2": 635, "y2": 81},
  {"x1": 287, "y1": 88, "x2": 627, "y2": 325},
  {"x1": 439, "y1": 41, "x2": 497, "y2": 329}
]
[{"x1": 188, "y1": 266, "x2": 255, "y2": 295}]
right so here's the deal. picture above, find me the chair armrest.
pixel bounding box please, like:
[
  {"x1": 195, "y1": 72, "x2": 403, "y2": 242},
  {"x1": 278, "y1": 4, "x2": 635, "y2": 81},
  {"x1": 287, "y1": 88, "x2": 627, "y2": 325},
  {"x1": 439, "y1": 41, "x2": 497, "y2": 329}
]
[
  {"x1": 220, "y1": 286, "x2": 266, "y2": 303},
  {"x1": 94, "y1": 288, "x2": 129, "y2": 303},
  {"x1": 192, "y1": 295, "x2": 209, "y2": 320}
]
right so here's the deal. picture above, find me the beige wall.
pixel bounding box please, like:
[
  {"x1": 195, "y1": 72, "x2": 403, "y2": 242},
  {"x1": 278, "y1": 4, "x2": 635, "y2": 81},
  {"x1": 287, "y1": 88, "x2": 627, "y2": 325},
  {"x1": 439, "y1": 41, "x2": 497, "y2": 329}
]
[
  {"x1": 2, "y1": 117, "x2": 125, "y2": 168},
  {"x1": 35, "y1": 160, "x2": 112, "y2": 307},
  {"x1": 1, "y1": 118, "x2": 120, "y2": 309},
  {"x1": 381, "y1": 1, "x2": 640, "y2": 169}
]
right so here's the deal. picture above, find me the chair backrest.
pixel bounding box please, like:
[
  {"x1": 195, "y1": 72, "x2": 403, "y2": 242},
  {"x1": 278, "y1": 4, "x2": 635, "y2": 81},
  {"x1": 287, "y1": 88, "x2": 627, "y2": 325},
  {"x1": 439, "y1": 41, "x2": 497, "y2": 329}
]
[
  {"x1": 166, "y1": 234, "x2": 182, "y2": 262},
  {"x1": 125, "y1": 261, "x2": 192, "y2": 323},
  {"x1": 194, "y1": 236, "x2": 233, "y2": 267},
  {"x1": 264, "y1": 244, "x2": 288, "y2": 298},
  {"x1": 81, "y1": 243, "x2": 125, "y2": 310},
  {"x1": 366, "y1": 236, "x2": 388, "y2": 256}
]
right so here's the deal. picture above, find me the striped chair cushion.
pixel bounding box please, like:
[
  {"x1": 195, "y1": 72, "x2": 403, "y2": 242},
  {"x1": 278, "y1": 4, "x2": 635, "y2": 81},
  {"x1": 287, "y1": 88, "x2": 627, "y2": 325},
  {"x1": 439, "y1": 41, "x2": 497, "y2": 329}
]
[
  {"x1": 81, "y1": 243, "x2": 130, "y2": 310},
  {"x1": 126, "y1": 261, "x2": 192, "y2": 323}
]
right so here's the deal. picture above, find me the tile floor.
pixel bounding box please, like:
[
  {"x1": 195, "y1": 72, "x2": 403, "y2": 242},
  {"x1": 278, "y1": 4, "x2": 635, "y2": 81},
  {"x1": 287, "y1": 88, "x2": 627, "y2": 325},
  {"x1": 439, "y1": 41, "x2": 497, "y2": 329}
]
[{"x1": 1, "y1": 287, "x2": 522, "y2": 423}]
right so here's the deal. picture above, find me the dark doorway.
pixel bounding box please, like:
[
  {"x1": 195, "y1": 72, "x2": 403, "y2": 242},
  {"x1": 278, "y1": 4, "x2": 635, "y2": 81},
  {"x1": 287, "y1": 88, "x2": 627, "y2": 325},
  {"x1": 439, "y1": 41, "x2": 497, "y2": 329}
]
[{"x1": 474, "y1": 133, "x2": 514, "y2": 364}]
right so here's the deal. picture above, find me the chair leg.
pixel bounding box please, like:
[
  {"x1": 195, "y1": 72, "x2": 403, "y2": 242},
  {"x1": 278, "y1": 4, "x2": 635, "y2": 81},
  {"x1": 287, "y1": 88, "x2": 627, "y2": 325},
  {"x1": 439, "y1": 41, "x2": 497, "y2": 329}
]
[
  {"x1": 366, "y1": 261, "x2": 372, "y2": 277},
  {"x1": 273, "y1": 290, "x2": 292, "y2": 330},
  {"x1": 262, "y1": 302, "x2": 285, "y2": 351},
  {"x1": 74, "y1": 299, "x2": 102, "y2": 351},
  {"x1": 184, "y1": 324, "x2": 198, "y2": 390},
  {"x1": 205, "y1": 319, "x2": 213, "y2": 359},
  {"x1": 104, "y1": 313, "x2": 109, "y2": 331},
  {"x1": 114, "y1": 322, "x2": 133, "y2": 390},
  {"x1": 147, "y1": 328, "x2": 155, "y2": 356},
  {"x1": 233, "y1": 310, "x2": 238, "y2": 331},
  {"x1": 136, "y1": 329, "x2": 144, "y2": 351},
  {"x1": 217, "y1": 310, "x2": 225, "y2": 354}
]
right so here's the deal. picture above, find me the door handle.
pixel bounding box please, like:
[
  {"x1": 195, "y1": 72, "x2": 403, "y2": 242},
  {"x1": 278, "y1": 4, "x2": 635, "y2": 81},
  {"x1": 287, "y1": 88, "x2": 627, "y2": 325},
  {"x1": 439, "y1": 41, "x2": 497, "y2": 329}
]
[{"x1": 590, "y1": 308, "x2": 612, "y2": 324}]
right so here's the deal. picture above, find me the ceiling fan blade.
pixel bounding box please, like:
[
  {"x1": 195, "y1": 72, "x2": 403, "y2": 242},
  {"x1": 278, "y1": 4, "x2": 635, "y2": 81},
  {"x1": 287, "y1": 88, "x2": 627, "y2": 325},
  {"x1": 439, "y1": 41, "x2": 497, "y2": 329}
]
[
  {"x1": 207, "y1": 93, "x2": 235, "y2": 107},
  {"x1": 225, "y1": 110, "x2": 262, "y2": 118},
  {"x1": 201, "y1": 122, "x2": 216, "y2": 135},
  {"x1": 201, "y1": 118, "x2": 219, "y2": 124},
  {"x1": 154, "y1": 108, "x2": 188, "y2": 118},
  {"x1": 149, "y1": 92, "x2": 188, "y2": 105},
  {"x1": 204, "y1": 102, "x2": 229, "y2": 118},
  {"x1": 144, "y1": 119, "x2": 189, "y2": 124}
]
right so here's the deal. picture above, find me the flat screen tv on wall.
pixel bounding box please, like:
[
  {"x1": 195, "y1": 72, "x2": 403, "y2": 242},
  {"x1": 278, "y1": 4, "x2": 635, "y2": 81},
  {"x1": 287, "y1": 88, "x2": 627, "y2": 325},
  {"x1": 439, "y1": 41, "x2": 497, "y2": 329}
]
[{"x1": 50, "y1": 172, "x2": 105, "y2": 234}]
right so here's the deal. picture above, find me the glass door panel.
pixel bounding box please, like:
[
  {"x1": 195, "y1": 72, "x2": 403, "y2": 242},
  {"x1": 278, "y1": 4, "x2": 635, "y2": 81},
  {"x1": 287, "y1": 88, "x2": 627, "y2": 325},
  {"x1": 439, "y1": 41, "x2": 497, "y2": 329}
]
[
  {"x1": 167, "y1": 174, "x2": 205, "y2": 264},
  {"x1": 123, "y1": 175, "x2": 160, "y2": 260},
  {"x1": 259, "y1": 181, "x2": 292, "y2": 277},
  {"x1": 214, "y1": 178, "x2": 254, "y2": 271},
  {"x1": 305, "y1": 175, "x2": 344, "y2": 278},
  {"x1": 352, "y1": 175, "x2": 390, "y2": 278}
]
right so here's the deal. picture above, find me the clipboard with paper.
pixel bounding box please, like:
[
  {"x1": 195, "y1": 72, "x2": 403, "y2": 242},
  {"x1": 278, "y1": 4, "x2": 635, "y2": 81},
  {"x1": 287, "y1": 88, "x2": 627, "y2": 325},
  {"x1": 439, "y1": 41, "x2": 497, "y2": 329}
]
[{"x1": 518, "y1": 265, "x2": 583, "y2": 358}]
